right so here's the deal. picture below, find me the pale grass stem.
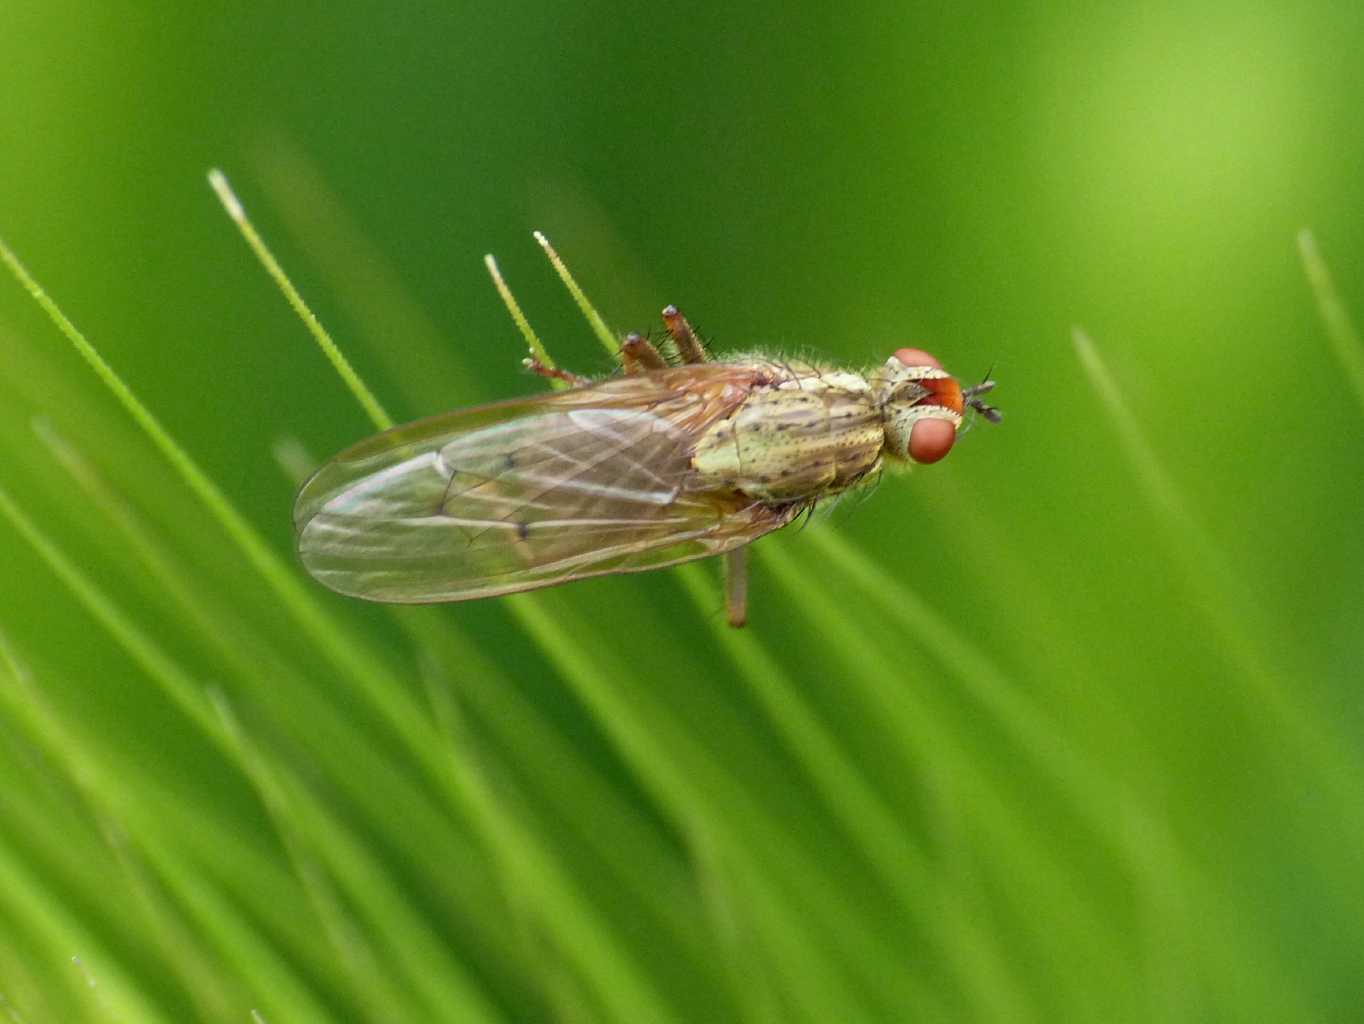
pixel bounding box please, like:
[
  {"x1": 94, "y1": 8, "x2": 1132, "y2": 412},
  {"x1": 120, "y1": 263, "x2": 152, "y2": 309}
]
[
  {"x1": 483, "y1": 253, "x2": 566, "y2": 388},
  {"x1": 532, "y1": 231, "x2": 620, "y2": 358},
  {"x1": 1297, "y1": 228, "x2": 1364, "y2": 414},
  {"x1": 1071, "y1": 327, "x2": 1188, "y2": 523},
  {"x1": 1073, "y1": 325, "x2": 1364, "y2": 809},
  {"x1": 208, "y1": 168, "x2": 394, "y2": 432},
  {"x1": 1072, "y1": 325, "x2": 1273, "y2": 674}
]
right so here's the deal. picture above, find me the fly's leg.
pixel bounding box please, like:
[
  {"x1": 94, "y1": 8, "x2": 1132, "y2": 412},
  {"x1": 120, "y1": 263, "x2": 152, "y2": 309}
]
[
  {"x1": 724, "y1": 545, "x2": 749, "y2": 628},
  {"x1": 660, "y1": 305, "x2": 751, "y2": 626},
  {"x1": 620, "y1": 332, "x2": 668, "y2": 374},
  {"x1": 661, "y1": 304, "x2": 708, "y2": 364},
  {"x1": 524, "y1": 357, "x2": 591, "y2": 388}
]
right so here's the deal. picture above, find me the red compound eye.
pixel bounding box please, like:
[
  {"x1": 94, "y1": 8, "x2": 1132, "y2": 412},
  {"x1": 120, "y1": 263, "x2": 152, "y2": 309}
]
[
  {"x1": 892, "y1": 347, "x2": 940, "y2": 369},
  {"x1": 908, "y1": 417, "x2": 956, "y2": 463}
]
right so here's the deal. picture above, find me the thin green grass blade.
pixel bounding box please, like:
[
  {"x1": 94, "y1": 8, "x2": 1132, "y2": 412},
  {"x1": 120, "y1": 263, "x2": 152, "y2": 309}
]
[
  {"x1": 0, "y1": 231, "x2": 396, "y2": 700},
  {"x1": 425, "y1": 668, "x2": 682, "y2": 1022},
  {"x1": 533, "y1": 231, "x2": 620, "y2": 359},
  {"x1": 29, "y1": 422, "x2": 497, "y2": 905},
  {"x1": 484, "y1": 253, "x2": 567, "y2": 388},
  {"x1": 249, "y1": 141, "x2": 471, "y2": 416},
  {"x1": 431, "y1": 646, "x2": 685, "y2": 1021},
  {"x1": 209, "y1": 169, "x2": 393, "y2": 431}
]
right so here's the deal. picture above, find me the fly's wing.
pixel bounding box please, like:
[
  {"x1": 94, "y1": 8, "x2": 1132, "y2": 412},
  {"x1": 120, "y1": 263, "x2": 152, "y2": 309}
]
[{"x1": 294, "y1": 363, "x2": 796, "y2": 602}]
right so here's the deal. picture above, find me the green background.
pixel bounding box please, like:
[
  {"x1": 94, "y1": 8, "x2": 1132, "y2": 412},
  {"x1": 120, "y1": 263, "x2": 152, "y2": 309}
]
[{"x1": 2, "y1": 3, "x2": 1363, "y2": 1021}]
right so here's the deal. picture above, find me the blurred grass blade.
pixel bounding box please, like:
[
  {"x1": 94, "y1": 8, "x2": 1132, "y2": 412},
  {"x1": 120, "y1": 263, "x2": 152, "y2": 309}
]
[
  {"x1": 670, "y1": 561, "x2": 1024, "y2": 1018},
  {"x1": 1298, "y1": 228, "x2": 1364, "y2": 413},
  {"x1": 1072, "y1": 329, "x2": 1364, "y2": 830},
  {"x1": 0, "y1": 635, "x2": 336, "y2": 1023},
  {"x1": 211, "y1": 691, "x2": 502, "y2": 1023},
  {"x1": 504, "y1": 596, "x2": 885, "y2": 1019},
  {"x1": 0, "y1": 484, "x2": 222, "y2": 743},
  {"x1": 1071, "y1": 325, "x2": 1272, "y2": 671}
]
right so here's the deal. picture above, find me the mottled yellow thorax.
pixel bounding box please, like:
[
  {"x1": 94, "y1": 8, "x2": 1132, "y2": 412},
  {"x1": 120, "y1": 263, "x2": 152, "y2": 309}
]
[{"x1": 689, "y1": 367, "x2": 885, "y2": 504}]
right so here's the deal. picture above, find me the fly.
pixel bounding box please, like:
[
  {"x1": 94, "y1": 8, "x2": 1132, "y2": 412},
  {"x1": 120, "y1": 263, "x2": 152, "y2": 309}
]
[{"x1": 294, "y1": 305, "x2": 1000, "y2": 627}]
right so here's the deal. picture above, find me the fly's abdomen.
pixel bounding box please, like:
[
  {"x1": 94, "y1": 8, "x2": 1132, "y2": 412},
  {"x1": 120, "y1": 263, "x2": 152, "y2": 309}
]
[{"x1": 689, "y1": 380, "x2": 884, "y2": 503}]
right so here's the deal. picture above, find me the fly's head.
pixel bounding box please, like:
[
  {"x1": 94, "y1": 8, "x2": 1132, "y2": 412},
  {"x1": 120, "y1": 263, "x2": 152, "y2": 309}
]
[{"x1": 875, "y1": 349, "x2": 1001, "y2": 464}]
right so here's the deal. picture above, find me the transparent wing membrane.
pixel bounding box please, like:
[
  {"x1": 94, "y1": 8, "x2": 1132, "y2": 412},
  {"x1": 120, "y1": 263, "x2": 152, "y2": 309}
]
[{"x1": 295, "y1": 365, "x2": 796, "y2": 602}]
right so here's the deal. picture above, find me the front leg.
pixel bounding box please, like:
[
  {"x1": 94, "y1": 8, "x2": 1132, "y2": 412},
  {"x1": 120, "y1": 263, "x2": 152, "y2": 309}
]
[{"x1": 523, "y1": 356, "x2": 592, "y2": 388}]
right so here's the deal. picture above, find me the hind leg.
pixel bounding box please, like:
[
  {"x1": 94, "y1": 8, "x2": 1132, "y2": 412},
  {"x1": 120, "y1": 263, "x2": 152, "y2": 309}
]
[
  {"x1": 619, "y1": 332, "x2": 668, "y2": 374},
  {"x1": 661, "y1": 304, "x2": 708, "y2": 364},
  {"x1": 658, "y1": 305, "x2": 749, "y2": 625}
]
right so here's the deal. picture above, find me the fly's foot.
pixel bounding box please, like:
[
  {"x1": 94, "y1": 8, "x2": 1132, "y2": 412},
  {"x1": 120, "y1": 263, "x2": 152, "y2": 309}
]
[{"x1": 523, "y1": 356, "x2": 591, "y2": 387}]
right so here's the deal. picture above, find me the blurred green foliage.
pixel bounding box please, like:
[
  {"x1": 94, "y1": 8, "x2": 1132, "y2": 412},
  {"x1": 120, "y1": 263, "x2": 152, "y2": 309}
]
[{"x1": 2, "y1": 2, "x2": 1363, "y2": 1021}]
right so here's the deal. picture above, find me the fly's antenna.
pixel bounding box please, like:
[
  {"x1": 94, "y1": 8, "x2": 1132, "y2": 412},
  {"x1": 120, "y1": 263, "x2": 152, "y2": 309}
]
[{"x1": 962, "y1": 367, "x2": 1002, "y2": 424}]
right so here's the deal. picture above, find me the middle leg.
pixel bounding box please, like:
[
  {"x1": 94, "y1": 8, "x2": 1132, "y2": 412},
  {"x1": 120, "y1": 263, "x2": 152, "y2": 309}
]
[
  {"x1": 658, "y1": 305, "x2": 751, "y2": 625},
  {"x1": 619, "y1": 332, "x2": 669, "y2": 374}
]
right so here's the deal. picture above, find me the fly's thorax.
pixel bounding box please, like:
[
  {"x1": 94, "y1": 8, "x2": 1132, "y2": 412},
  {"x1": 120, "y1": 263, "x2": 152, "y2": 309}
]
[
  {"x1": 689, "y1": 369, "x2": 885, "y2": 503},
  {"x1": 871, "y1": 359, "x2": 965, "y2": 462}
]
